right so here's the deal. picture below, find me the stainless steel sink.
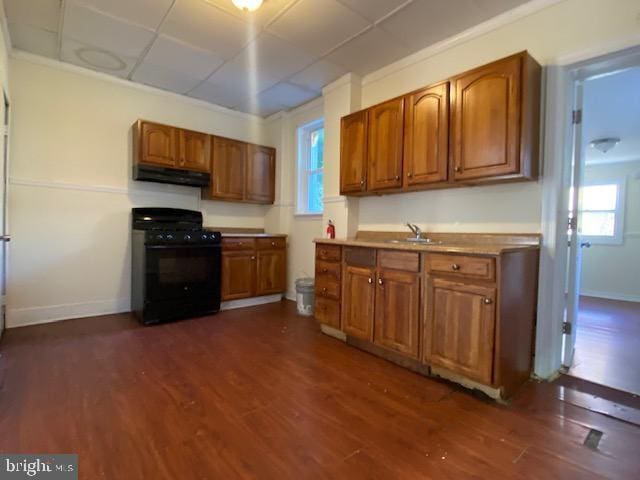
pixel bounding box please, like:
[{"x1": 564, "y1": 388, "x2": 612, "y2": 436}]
[{"x1": 386, "y1": 238, "x2": 442, "y2": 245}]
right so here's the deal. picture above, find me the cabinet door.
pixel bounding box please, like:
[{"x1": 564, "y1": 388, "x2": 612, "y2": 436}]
[
  {"x1": 403, "y1": 82, "x2": 449, "y2": 186},
  {"x1": 246, "y1": 144, "x2": 275, "y2": 204},
  {"x1": 342, "y1": 265, "x2": 375, "y2": 340},
  {"x1": 451, "y1": 54, "x2": 521, "y2": 181},
  {"x1": 179, "y1": 129, "x2": 210, "y2": 172},
  {"x1": 221, "y1": 252, "x2": 255, "y2": 300},
  {"x1": 367, "y1": 98, "x2": 404, "y2": 191},
  {"x1": 374, "y1": 269, "x2": 421, "y2": 358},
  {"x1": 256, "y1": 249, "x2": 285, "y2": 295},
  {"x1": 210, "y1": 136, "x2": 246, "y2": 200},
  {"x1": 340, "y1": 110, "x2": 368, "y2": 194},
  {"x1": 425, "y1": 278, "x2": 496, "y2": 384},
  {"x1": 139, "y1": 121, "x2": 177, "y2": 167}
]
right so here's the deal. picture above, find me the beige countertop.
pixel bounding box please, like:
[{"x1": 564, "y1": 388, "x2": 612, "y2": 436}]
[{"x1": 314, "y1": 236, "x2": 539, "y2": 256}]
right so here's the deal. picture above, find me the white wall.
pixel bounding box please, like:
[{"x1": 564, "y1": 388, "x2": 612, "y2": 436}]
[
  {"x1": 580, "y1": 160, "x2": 640, "y2": 302},
  {"x1": 7, "y1": 54, "x2": 274, "y2": 327}
]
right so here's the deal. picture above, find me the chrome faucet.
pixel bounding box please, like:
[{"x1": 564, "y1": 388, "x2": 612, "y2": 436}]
[{"x1": 406, "y1": 223, "x2": 422, "y2": 240}]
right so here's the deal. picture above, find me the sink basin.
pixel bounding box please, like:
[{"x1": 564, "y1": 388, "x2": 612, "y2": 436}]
[{"x1": 386, "y1": 238, "x2": 442, "y2": 245}]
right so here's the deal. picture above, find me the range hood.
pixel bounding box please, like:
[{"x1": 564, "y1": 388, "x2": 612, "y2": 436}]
[{"x1": 133, "y1": 164, "x2": 210, "y2": 188}]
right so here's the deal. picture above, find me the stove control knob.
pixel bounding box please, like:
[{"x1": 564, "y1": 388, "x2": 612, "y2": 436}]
[
  {"x1": 202, "y1": 234, "x2": 208, "y2": 240},
  {"x1": 156, "y1": 234, "x2": 164, "y2": 240},
  {"x1": 210, "y1": 234, "x2": 217, "y2": 240},
  {"x1": 184, "y1": 234, "x2": 191, "y2": 241},
  {"x1": 166, "y1": 234, "x2": 174, "y2": 240}
]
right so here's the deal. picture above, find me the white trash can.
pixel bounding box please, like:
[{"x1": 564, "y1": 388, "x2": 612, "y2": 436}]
[{"x1": 295, "y1": 277, "x2": 315, "y2": 316}]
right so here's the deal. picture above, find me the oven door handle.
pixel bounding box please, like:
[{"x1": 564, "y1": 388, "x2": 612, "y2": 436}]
[{"x1": 145, "y1": 244, "x2": 221, "y2": 250}]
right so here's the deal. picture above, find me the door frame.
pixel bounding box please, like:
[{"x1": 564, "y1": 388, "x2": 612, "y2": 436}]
[{"x1": 535, "y1": 43, "x2": 640, "y2": 378}]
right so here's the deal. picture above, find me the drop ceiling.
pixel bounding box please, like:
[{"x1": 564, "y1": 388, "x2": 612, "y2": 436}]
[{"x1": 3, "y1": 0, "x2": 529, "y2": 117}]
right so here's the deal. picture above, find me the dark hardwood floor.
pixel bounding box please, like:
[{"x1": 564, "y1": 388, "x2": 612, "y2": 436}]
[
  {"x1": 1, "y1": 301, "x2": 639, "y2": 479},
  {"x1": 569, "y1": 296, "x2": 640, "y2": 395}
]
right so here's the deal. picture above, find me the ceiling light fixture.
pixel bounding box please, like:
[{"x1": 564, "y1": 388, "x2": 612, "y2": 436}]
[
  {"x1": 232, "y1": 0, "x2": 263, "y2": 12},
  {"x1": 589, "y1": 137, "x2": 620, "y2": 154}
]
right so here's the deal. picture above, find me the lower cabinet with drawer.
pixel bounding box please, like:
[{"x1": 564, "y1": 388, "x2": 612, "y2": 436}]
[
  {"x1": 221, "y1": 236, "x2": 286, "y2": 301},
  {"x1": 314, "y1": 241, "x2": 539, "y2": 399}
]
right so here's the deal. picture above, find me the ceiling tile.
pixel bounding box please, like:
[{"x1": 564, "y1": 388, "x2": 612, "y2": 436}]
[
  {"x1": 336, "y1": 0, "x2": 410, "y2": 23},
  {"x1": 71, "y1": 0, "x2": 174, "y2": 30},
  {"x1": 201, "y1": 0, "x2": 294, "y2": 27},
  {"x1": 60, "y1": 37, "x2": 136, "y2": 78},
  {"x1": 3, "y1": 0, "x2": 60, "y2": 32},
  {"x1": 234, "y1": 82, "x2": 319, "y2": 116},
  {"x1": 289, "y1": 59, "x2": 347, "y2": 91},
  {"x1": 142, "y1": 35, "x2": 225, "y2": 80},
  {"x1": 8, "y1": 23, "x2": 58, "y2": 58},
  {"x1": 63, "y1": 2, "x2": 155, "y2": 58},
  {"x1": 231, "y1": 32, "x2": 315, "y2": 82},
  {"x1": 161, "y1": 0, "x2": 254, "y2": 59},
  {"x1": 132, "y1": 62, "x2": 203, "y2": 94},
  {"x1": 267, "y1": 0, "x2": 370, "y2": 56},
  {"x1": 324, "y1": 27, "x2": 413, "y2": 76},
  {"x1": 378, "y1": 0, "x2": 514, "y2": 50},
  {"x1": 188, "y1": 78, "x2": 254, "y2": 109}
]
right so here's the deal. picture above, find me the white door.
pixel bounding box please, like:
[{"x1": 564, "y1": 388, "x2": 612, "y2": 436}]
[
  {"x1": 563, "y1": 82, "x2": 587, "y2": 368},
  {"x1": 0, "y1": 91, "x2": 8, "y2": 336}
]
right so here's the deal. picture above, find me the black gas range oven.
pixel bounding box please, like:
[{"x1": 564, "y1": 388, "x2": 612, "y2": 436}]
[{"x1": 131, "y1": 208, "x2": 221, "y2": 325}]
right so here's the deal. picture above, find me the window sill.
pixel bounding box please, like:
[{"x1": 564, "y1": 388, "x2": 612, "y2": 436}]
[{"x1": 294, "y1": 212, "x2": 323, "y2": 219}]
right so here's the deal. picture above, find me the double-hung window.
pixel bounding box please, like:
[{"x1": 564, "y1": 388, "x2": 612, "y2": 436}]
[
  {"x1": 578, "y1": 178, "x2": 626, "y2": 244},
  {"x1": 297, "y1": 119, "x2": 324, "y2": 215}
]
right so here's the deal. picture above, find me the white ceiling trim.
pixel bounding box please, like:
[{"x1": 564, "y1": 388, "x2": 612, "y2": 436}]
[
  {"x1": 361, "y1": 0, "x2": 565, "y2": 86},
  {"x1": 321, "y1": 72, "x2": 361, "y2": 96},
  {"x1": 0, "y1": 0, "x2": 12, "y2": 52},
  {"x1": 10, "y1": 49, "x2": 268, "y2": 123}
]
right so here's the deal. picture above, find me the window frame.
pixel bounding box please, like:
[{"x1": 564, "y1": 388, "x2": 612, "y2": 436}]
[
  {"x1": 296, "y1": 118, "x2": 324, "y2": 216},
  {"x1": 578, "y1": 176, "x2": 626, "y2": 245}
]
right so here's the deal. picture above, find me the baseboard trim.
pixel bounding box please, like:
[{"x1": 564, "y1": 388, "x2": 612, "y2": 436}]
[
  {"x1": 581, "y1": 291, "x2": 640, "y2": 303},
  {"x1": 6, "y1": 297, "x2": 131, "y2": 328},
  {"x1": 220, "y1": 294, "x2": 283, "y2": 311}
]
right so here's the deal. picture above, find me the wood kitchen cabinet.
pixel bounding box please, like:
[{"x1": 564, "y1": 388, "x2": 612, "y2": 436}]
[
  {"x1": 137, "y1": 120, "x2": 177, "y2": 168},
  {"x1": 450, "y1": 52, "x2": 540, "y2": 182},
  {"x1": 340, "y1": 110, "x2": 368, "y2": 194},
  {"x1": 342, "y1": 264, "x2": 376, "y2": 340},
  {"x1": 246, "y1": 145, "x2": 275, "y2": 203},
  {"x1": 221, "y1": 236, "x2": 286, "y2": 301},
  {"x1": 315, "y1": 244, "x2": 342, "y2": 329},
  {"x1": 426, "y1": 279, "x2": 496, "y2": 384},
  {"x1": 338, "y1": 51, "x2": 541, "y2": 196},
  {"x1": 403, "y1": 82, "x2": 449, "y2": 187},
  {"x1": 367, "y1": 98, "x2": 404, "y2": 191},
  {"x1": 178, "y1": 129, "x2": 210, "y2": 172},
  {"x1": 208, "y1": 137, "x2": 246, "y2": 201}
]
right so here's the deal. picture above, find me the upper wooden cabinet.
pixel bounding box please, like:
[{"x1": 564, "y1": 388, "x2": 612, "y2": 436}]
[
  {"x1": 339, "y1": 51, "x2": 541, "y2": 196},
  {"x1": 451, "y1": 52, "x2": 539, "y2": 182},
  {"x1": 403, "y1": 82, "x2": 449, "y2": 187},
  {"x1": 178, "y1": 129, "x2": 210, "y2": 172},
  {"x1": 340, "y1": 110, "x2": 368, "y2": 194},
  {"x1": 138, "y1": 121, "x2": 177, "y2": 168},
  {"x1": 209, "y1": 136, "x2": 246, "y2": 201},
  {"x1": 367, "y1": 98, "x2": 404, "y2": 191},
  {"x1": 246, "y1": 145, "x2": 275, "y2": 203}
]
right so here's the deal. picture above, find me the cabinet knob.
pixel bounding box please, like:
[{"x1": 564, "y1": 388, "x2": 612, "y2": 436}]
[
  {"x1": 368, "y1": 277, "x2": 373, "y2": 284},
  {"x1": 360, "y1": 179, "x2": 365, "y2": 186},
  {"x1": 271, "y1": 241, "x2": 276, "y2": 246},
  {"x1": 251, "y1": 256, "x2": 256, "y2": 260},
  {"x1": 451, "y1": 264, "x2": 460, "y2": 271},
  {"x1": 483, "y1": 298, "x2": 493, "y2": 305},
  {"x1": 322, "y1": 268, "x2": 328, "y2": 273},
  {"x1": 407, "y1": 172, "x2": 413, "y2": 178},
  {"x1": 322, "y1": 287, "x2": 327, "y2": 293},
  {"x1": 394, "y1": 175, "x2": 400, "y2": 180},
  {"x1": 454, "y1": 166, "x2": 462, "y2": 173},
  {"x1": 378, "y1": 278, "x2": 383, "y2": 286}
]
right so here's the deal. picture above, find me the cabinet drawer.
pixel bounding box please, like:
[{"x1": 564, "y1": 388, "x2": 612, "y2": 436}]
[
  {"x1": 222, "y1": 237, "x2": 256, "y2": 251},
  {"x1": 316, "y1": 244, "x2": 341, "y2": 262},
  {"x1": 256, "y1": 237, "x2": 286, "y2": 250},
  {"x1": 316, "y1": 260, "x2": 341, "y2": 281},
  {"x1": 315, "y1": 297, "x2": 340, "y2": 329},
  {"x1": 378, "y1": 250, "x2": 420, "y2": 272},
  {"x1": 344, "y1": 247, "x2": 376, "y2": 267},
  {"x1": 315, "y1": 277, "x2": 341, "y2": 300},
  {"x1": 427, "y1": 254, "x2": 495, "y2": 281}
]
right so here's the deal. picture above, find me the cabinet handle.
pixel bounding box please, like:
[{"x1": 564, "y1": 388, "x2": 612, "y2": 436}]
[
  {"x1": 322, "y1": 288, "x2": 327, "y2": 293},
  {"x1": 368, "y1": 277, "x2": 372, "y2": 284},
  {"x1": 407, "y1": 172, "x2": 413, "y2": 178},
  {"x1": 394, "y1": 175, "x2": 400, "y2": 180},
  {"x1": 454, "y1": 166, "x2": 462, "y2": 173},
  {"x1": 271, "y1": 241, "x2": 276, "y2": 246},
  {"x1": 251, "y1": 256, "x2": 256, "y2": 260},
  {"x1": 483, "y1": 298, "x2": 493, "y2": 305},
  {"x1": 378, "y1": 278, "x2": 383, "y2": 286},
  {"x1": 451, "y1": 264, "x2": 460, "y2": 271},
  {"x1": 322, "y1": 268, "x2": 328, "y2": 273},
  {"x1": 360, "y1": 179, "x2": 365, "y2": 186}
]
